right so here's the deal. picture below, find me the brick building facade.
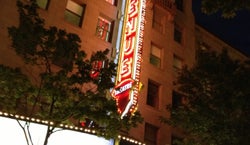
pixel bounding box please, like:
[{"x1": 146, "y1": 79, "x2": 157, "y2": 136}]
[{"x1": 0, "y1": 0, "x2": 247, "y2": 145}]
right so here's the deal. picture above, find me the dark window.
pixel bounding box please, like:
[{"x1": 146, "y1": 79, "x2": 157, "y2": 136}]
[
  {"x1": 175, "y1": 0, "x2": 183, "y2": 11},
  {"x1": 172, "y1": 91, "x2": 183, "y2": 109},
  {"x1": 174, "y1": 25, "x2": 182, "y2": 44},
  {"x1": 144, "y1": 123, "x2": 158, "y2": 145},
  {"x1": 147, "y1": 80, "x2": 160, "y2": 108},
  {"x1": 64, "y1": 0, "x2": 86, "y2": 27},
  {"x1": 52, "y1": 47, "x2": 73, "y2": 69},
  {"x1": 153, "y1": 6, "x2": 162, "y2": 32},
  {"x1": 36, "y1": 0, "x2": 50, "y2": 9},
  {"x1": 95, "y1": 16, "x2": 114, "y2": 42},
  {"x1": 173, "y1": 55, "x2": 182, "y2": 75}
]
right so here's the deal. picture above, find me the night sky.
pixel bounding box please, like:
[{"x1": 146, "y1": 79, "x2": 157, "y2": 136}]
[{"x1": 192, "y1": 1, "x2": 250, "y2": 57}]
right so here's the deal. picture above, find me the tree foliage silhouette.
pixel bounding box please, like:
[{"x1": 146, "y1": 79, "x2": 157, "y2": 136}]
[
  {"x1": 200, "y1": 0, "x2": 250, "y2": 18},
  {"x1": 162, "y1": 50, "x2": 250, "y2": 145}
]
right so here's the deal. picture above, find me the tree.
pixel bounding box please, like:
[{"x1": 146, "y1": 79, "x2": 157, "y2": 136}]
[
  {"x1": 162, "y1": 50, "x2": 250, "y2": 145},
  {"x1": 1, "y1": 0, "x2": 143, "y2": 145},
  {"x1": 200, "y1": 0, "x2": 250, "y2": 18}
]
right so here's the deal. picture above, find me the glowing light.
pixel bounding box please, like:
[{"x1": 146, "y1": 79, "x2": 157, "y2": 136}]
[
  {"x1": 111, "y1": 0, "x2": 146, "y2": 118},
  {"x1": 0, "y1": 116, "x2": 114, "y2": 145}
]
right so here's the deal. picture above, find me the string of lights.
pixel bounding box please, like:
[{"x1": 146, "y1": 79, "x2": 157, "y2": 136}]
[{"x1": 0, "y1": 111, "x2": 145, "y2": 145}]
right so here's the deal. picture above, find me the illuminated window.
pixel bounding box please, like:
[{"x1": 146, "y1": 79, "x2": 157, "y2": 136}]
[
  {"x1": 96, "y1": 17, "x2": 113, "y2": 42},
  {"x1": 150, "y1": 44, "x2": 161, "y2": 68},
  {"x1": 175, "y1": 0, "x2": 183, "y2": 11},
  {"x1": 144, "y1": 123, "x2": 158, "y2": 145},
  {"x1": 174, "y1": 24, "x2": 183, "y2": 44},
  {"x1": 36, "y1": 0, "x2": 50, "y2": 9},
  {"x1": 105, "y1": 0, "x2": 117, "y2": 6},
  {"x1": 173, "y1": 55, "x2": 183, "y2": 74},
  {"x1": 147, "y1": 80, "x2": 160, "y2": 108},
  {"x1": 64, "y1": 0, "x2": 86, "y2": 27}
]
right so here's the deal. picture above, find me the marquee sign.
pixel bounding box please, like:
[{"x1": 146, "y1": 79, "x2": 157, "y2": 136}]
[{"x1": 111, "y1": 0, "x2": 146, "y2": 118}]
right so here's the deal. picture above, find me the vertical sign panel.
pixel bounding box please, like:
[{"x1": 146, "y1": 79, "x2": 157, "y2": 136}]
[{"x1": 111, "y1": 0, "x2": 146, "y2": 118}]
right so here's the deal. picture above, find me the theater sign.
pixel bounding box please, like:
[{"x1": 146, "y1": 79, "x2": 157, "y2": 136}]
[{"x1": 111, "y1": 0, "x2": 146, "y2": 118}]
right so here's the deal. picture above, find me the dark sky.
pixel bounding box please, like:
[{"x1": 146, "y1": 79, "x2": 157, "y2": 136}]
[{"x1": 192, "y1": 1, "x2": 250, "y2": 57}]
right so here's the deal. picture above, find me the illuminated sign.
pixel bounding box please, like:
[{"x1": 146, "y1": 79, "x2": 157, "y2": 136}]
[{"x1": 111, "y1": 0, "x2": 146, "y2": 118}]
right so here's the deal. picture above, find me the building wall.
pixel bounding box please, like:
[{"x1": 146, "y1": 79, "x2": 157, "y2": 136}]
[
  {"x1": 0, "y1": 0, "x2": 248, "y2": 145},
  {"x1": 38, "y1": 0, "x2": 118, "y2": 56},
  {"x1": 0, "y1": 0, "x2": 21, "y2": 68},
  {"x1": 0, "y1": 0, "x2": 118, "y2": 76},
  {"x1": 128, "y1": 1, "x2": 196, "y2": 145},
  {"x1": 195, "y1": 25, "x2": 248, "y2": 61}
]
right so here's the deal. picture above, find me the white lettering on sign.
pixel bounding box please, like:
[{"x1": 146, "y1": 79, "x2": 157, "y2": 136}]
[{"x1": 114, "y1": 82, "x2": 133, "y2": 95}]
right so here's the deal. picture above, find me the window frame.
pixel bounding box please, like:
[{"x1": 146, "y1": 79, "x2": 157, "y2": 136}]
[
  {"x1": 174, "y1": 24, "x2": 183, "y2": 44},
  {"x1": 95, "y1": 16, "x2": 114, "y2": 42},
  {"x1": 64, "y1": 0, "x2": 86, "y2": 27},
  {"x1": 152, "y1": 5, "x2": 165, "y2": 33},
  {"x1": 173, "y1": 54, "x2": 183, "y2": 72},
  {"x1": 175, "y1": 0, "x2": 184, "y2": 12},
  {"x1": 172, "y1": 91, "x2": 183, "y2": 109},
  {"x1": 150, "y1": 44, "x2": 162, "y2": 68},
  {"x1": 146, "y1": 80, "x2": 160, "y2": 108},
  {"x1": 144, "y1": 123, "x2": 158, "y2": 145}
]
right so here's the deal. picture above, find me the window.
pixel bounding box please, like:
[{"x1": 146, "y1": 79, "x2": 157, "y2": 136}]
[
  {"x1": 147, "y1": 80, "x2": 160, "y2": 108},
  {"x1": 172, "y1": 91, "x2": 183, "y2": 109},
  {"x1": 64, "y1": 0, "x2": 86, "y2": 27},
  {"x1": 144, "y1": 123, "x2": 158, "y2": 145},
  {"x1": 174, "y1": 24, "x2": 183, "y2": 44},
  {"x1": 52, "y1": 47, "x2": 73, "y2": 69},
  {"x1": 173, "y1": 55, "x2": 183, "y2": 74},
  {"x1": 152, "y1": 6, "x2": 165, "y2": 33},
  {"x1": 150, "y1": 44, "x2": 162, "y2": 68},
  {"x1": 36, "y1": 0, "x2": 50, "y2": 9},
  {"x1": 96, "y1": 16, "x2": 114, "y2": 42},
  {"x1": 105, "y1": 0, "x2": 117, "y2": 6},
  {"x1": 175, "y1": 0, "x2": 183, "y2": 11}
]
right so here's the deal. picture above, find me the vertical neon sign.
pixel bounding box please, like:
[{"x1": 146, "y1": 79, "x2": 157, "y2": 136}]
[{"x1": 111, "y1": 0, "x2": 146, "y2": 118}]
